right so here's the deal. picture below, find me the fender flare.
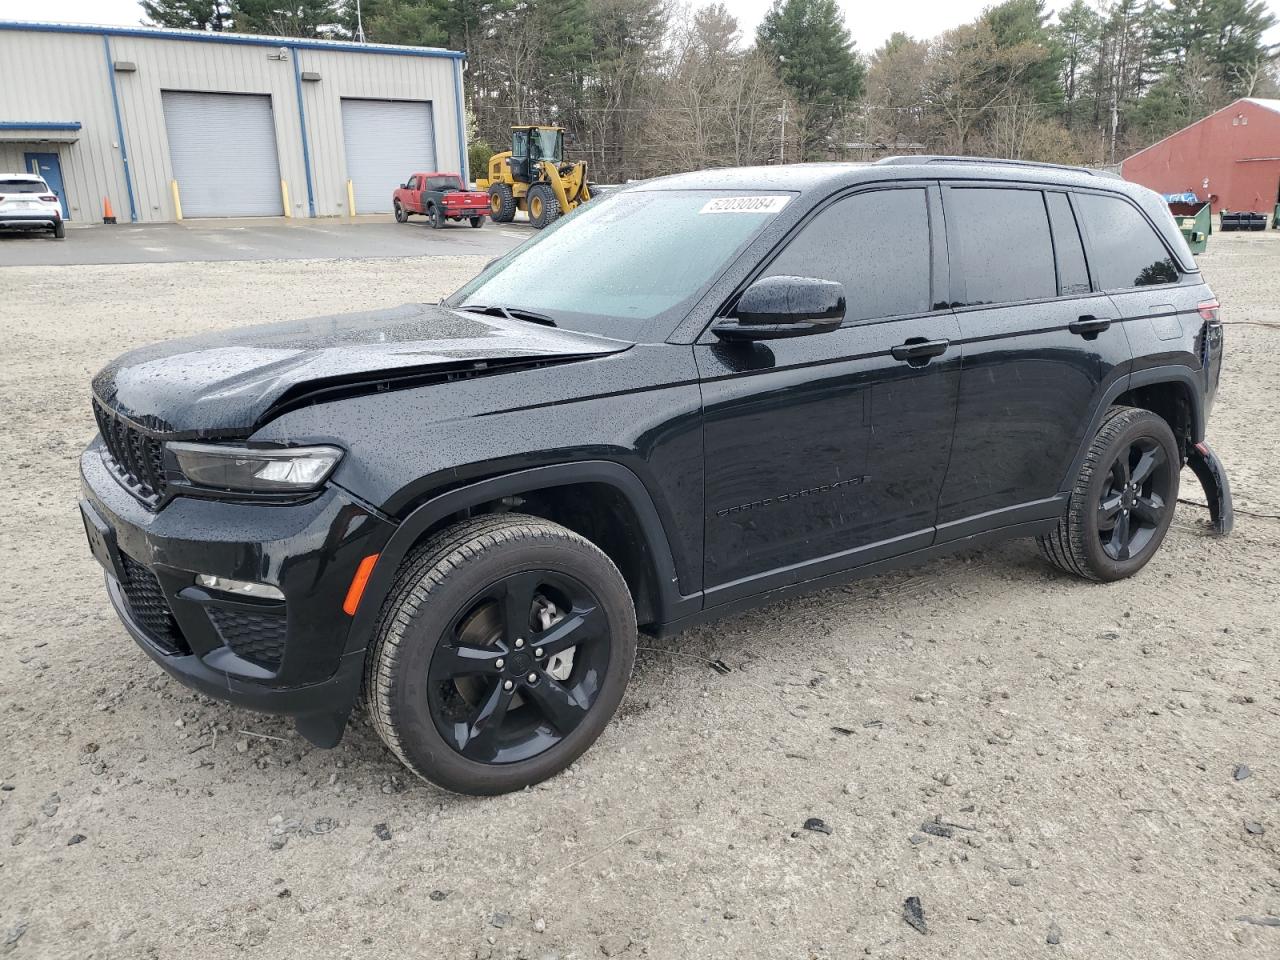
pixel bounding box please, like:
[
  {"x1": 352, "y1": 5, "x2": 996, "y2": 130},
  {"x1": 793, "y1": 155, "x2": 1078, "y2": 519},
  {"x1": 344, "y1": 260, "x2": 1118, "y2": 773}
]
[
  {"x1": 1062, "y1": 364, "x2": 1204, "y2": 490},
  {"x1": 344, "y1": 460, "x2": 698, "y2": 654}
]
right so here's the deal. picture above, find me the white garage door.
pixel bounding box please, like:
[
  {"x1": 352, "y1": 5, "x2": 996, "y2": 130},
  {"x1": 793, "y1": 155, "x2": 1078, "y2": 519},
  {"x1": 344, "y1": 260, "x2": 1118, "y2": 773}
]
[
  {"x1": 341, "y1": 99, "x2": 437, "y2": 214},
  {"x1": 162, "y1": 91, "x2": 283, "y2": 218}
]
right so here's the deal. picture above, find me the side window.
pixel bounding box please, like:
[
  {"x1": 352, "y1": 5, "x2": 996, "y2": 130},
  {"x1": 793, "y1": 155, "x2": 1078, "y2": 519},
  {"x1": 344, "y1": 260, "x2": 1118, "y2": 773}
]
[
  {"x1": 947, "y1": 188, "x2": 1056, "y2": 305},
  {"x1": 1045, "y1": 191, "x2": 1090, "y2": 295},
  {"x1": 764, "y1": 188, "x2": 931, "y2": 323},
  {"x1": 512, "y1": 129, "x2": 529, "y2": 157},
  {"x1": 406, "y1": 176, "x2": 418, "y2": 190},
  {"x1": 1073, "y1": 193, "x2": 1179, "y2": 289}
]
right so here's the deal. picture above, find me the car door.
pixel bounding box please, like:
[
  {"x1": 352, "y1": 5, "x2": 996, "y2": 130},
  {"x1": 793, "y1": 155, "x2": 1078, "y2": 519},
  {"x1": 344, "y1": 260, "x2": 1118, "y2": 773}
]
[
  {"x1": 404, "y1": 175, "x2": 420, "y2": 212},
  {"x1": 695, "y1": 183, "x2": 963, "y2": 605},
  {"x1": 934, "y1": 183, "x2": 1133, "y2": 541}
]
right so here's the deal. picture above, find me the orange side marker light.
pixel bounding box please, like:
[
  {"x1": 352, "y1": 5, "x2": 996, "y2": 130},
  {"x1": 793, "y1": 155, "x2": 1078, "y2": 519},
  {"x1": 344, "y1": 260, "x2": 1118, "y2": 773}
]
[{"x1": 343, "y1": 554, "x2": 380, "y2": 616}]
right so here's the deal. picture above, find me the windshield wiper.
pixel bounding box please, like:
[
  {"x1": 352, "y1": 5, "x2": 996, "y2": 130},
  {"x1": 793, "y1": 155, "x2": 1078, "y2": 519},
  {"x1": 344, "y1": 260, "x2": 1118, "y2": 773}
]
[{"x1": 459, "y1": 303, "x2": 556, "y2": 327}]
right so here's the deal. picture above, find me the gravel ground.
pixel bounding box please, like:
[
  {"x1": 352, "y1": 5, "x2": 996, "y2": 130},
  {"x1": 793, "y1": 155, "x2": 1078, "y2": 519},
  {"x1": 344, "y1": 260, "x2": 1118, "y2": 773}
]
[{"x1": 1, "y1": 237, "x2": 1278, "y2": 960}]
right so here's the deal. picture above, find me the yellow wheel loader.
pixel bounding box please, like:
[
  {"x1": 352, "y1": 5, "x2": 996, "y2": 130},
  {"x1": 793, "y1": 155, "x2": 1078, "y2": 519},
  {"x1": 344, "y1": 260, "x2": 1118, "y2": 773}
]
[{"x1": 477, "y1": 125, "x2": 593, "y2": 229}]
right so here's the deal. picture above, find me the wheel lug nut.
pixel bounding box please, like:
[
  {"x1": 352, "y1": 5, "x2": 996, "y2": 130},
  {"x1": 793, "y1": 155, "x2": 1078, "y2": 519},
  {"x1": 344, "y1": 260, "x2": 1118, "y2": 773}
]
[
  {"x1": 527, "y1": 673, "x2": 537, "y2": 683},
  {"x1": 514, "y1": 638, "x2": 525, "y2": 649},
  {"x1": 534, "y1": 648, "x2": 544, "y2": 658},
  {"x1": 495, "y1": 658, "x2": 505, "y2": 669},
  {"x1": 503, "y1": 680, "x2": 514, "y2": 691}
]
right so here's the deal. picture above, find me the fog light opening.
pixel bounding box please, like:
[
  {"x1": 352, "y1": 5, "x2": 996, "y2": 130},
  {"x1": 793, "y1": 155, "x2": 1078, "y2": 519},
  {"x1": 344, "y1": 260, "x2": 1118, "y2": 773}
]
[{"x1": 195, "y1": 574, "x2": 285, "y2": 601}]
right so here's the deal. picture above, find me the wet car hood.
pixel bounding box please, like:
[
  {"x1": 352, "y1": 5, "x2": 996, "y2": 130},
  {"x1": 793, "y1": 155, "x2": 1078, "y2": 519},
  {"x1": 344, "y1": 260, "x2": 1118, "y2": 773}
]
[{"x1": 92, "y1": 302, "x2": 631, "y2": 436}]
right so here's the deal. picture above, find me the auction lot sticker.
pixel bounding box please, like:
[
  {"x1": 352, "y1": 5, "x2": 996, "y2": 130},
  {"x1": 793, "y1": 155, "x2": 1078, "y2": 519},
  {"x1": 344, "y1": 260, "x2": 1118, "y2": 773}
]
[{"x1": 699, "y1": 195, "x2": 791, "y2": 214}]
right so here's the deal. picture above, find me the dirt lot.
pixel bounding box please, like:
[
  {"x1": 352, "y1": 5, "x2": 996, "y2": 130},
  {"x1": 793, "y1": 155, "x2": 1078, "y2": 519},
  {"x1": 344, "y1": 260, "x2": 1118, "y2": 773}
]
[{"x1": 1, "y1": 236, "x2": 1278, "y2": 960}]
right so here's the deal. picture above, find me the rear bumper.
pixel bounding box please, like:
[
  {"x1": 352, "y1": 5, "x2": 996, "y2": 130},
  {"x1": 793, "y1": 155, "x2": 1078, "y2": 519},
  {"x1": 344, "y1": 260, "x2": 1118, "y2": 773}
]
[{"x1": 0, "y1": 212, "x2": 59, "y2": 229}]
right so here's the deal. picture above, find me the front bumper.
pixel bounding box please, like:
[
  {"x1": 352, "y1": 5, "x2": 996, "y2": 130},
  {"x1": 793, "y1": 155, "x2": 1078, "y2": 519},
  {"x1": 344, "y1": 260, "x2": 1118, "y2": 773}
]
[{"x1": 80, "y1": 443, "x2": 396, "y2": 745}]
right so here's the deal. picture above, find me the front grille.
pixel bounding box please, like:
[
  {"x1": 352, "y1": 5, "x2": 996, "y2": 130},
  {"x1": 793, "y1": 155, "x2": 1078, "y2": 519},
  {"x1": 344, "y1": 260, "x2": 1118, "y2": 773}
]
[
  {"x1": 208, "y1": 607, "x2": 287, "y2": 670},
  {"x1": 93, "y1": 400, "x2": 167, "y2": 503},
  {"x1": 118, "y1": 553, "x2": 189, "y2": 655}
]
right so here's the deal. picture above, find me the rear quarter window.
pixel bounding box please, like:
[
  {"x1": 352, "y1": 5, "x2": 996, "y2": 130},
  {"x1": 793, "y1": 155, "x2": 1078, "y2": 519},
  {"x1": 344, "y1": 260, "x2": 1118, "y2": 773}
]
[
  {"x1": 1073, "y1": 193, "x2": 1179, "y2": 289},
  {"x1": 947, "y1": 187, "x2": 1057, "y2": 305}
]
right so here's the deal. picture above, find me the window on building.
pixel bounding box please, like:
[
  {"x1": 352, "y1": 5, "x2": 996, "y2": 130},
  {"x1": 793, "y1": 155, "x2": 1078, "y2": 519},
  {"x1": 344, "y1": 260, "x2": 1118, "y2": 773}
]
[{"x1": 764, "y1": 188, "x2": 932, "y2": 322}]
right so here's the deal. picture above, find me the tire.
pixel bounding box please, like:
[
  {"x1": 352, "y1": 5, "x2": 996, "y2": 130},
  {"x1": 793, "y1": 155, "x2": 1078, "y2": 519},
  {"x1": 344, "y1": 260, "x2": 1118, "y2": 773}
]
[
  {"x1": 53, "y1": 220, "x2": 65, "y2": 239},
  {"x1": 488, "y1": 183, "x2": 516, "y2": 223},
  {"x1": 1037, "y1": 405, "x2": 1180, "y2": 582},
  {"x1": 527, "y1": 184, "x2": 561, "y2": 229},
  {"x1": 469, "y1": 216, "x2": 484, "y2": 228},
  {"x1": 394, "y1": 202, "x2": 408, "y2": 223},
  {"x1": 363, "y1": 514, "x2": 637, "y2": 795},
  {"x1": 428, "y1": 204, "x2": 446, "y2": 229}
]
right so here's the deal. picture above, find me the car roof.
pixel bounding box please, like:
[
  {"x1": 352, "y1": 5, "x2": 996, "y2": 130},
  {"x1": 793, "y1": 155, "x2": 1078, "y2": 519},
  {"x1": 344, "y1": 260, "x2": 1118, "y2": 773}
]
[
  {"x1": 0, "y1": 172, "x2": 45, "y2": 180},
  {"x1": 639, "y1": 157, "x2": 1129, "y2": 196}
]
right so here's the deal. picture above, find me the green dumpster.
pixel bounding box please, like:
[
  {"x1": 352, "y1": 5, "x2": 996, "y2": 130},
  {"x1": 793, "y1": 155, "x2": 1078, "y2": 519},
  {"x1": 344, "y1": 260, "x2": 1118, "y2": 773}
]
[{"x1": 1168, "y1": 199, "x2": 1211, "y2": 254}]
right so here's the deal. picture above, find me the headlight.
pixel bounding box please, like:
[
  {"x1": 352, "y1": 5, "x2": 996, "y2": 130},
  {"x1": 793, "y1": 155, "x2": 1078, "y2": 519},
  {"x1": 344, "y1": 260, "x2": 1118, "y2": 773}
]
[{"x1": 168, "y1": 442, "x2": 343, "y2": 493}]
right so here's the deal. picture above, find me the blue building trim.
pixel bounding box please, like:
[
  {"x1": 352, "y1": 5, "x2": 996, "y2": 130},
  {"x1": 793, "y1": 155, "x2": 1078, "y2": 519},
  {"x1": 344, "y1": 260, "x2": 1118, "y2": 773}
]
[
  {"x1": 0, "y1": 121, "x2": 82, "y2": 130},
  {"x1": 291, "y1": 53, "x2": 317, "y2": 218},
  {"x1": 0, "y1": 20, "x2": 465, "y2": 60},
  {"x1": 102, "y1": 34, "x2": 138, "y2": 222},
  {"x1": 454, "y1": 59, "x2": 469, "y2": 182}
]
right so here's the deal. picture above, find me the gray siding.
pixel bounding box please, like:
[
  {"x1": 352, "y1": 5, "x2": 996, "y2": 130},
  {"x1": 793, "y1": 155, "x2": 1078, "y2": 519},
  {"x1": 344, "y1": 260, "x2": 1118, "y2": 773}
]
[{"x1": 0, "y1": 23, "x2": 465, "y2": 223}]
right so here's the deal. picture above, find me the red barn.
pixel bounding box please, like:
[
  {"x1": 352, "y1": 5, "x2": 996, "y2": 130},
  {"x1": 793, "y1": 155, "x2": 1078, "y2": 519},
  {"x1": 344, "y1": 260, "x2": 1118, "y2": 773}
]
[{"x1": 1122, "y1": 98, "x2": 1280, "y2": 214}]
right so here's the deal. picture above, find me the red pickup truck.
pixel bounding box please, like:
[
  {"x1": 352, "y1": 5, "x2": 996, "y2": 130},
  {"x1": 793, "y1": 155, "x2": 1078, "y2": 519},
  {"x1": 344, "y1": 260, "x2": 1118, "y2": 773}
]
[{"x1": 393, "y1": 172, "x2": 488, "y2": 229}]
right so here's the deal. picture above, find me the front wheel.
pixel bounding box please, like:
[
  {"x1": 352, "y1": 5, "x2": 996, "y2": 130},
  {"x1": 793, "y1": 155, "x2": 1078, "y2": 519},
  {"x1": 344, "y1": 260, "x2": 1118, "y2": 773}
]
[
  {"x1": 394, "y1": 202, "x2": 408, "y2": 223},
  {"x1": 363, "y1": 515, "x2": 637, "y2": 795},
  {"x1": 1038, "y1": 406, "x2": 1180, "y2": 582},
  {"x1": 527, "y1": 184, "x2": 561, "y2": 229}
]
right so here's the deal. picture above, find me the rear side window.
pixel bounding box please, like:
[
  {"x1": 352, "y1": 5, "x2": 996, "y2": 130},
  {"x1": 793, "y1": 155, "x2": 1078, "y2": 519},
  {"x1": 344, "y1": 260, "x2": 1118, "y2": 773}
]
[
  {"x1": 1045, "y1": 192, "x2": 1091, "y2": 295},
  {"x1": 1073, "y1": 193, "x2": 1179, "y2": 289},
  {"x1": 947, "y1": 188, "x2": 1056, "y2": 305},
  {"x1": 764, "y1": 188, "x2": 931, "y2": 323}
]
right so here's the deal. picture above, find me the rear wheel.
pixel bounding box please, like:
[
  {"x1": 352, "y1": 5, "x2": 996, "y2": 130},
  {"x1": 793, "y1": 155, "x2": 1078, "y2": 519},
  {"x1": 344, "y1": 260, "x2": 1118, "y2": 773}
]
[
  {"x1": 428, "y1": 204, "x2": 445, "y2": 229},
  {"x1": 53, "y1": 220, "x2": 65, "y2": 239},
  {"x1": 363, "y1": 514, "x2": 637, "y2": 795},
  {"x1": 469, "y1": 216, "x2": 484, "y2": 228},
  {"x1": 488, "y1": 183, "x2": 516, "y2": 223},
  {"x1": 394, "y1": 201, "x2": 408, "y2": 223},
  {"x1": 527, "y1": 184, "x2": 561, "y2": 229},
  {"x1": 1038, "y1": 406, "x2": 1179, "y2": 582}
]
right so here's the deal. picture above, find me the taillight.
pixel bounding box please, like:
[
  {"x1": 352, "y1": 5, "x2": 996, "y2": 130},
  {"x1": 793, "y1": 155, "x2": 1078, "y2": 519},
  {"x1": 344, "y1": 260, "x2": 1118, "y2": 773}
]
[{"x1": 1198, "y1": 299, "x2": 1220, "y2": 323}]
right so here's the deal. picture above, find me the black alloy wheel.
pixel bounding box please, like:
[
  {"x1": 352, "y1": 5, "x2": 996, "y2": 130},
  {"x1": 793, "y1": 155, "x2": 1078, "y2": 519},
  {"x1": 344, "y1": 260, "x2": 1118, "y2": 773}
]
[
  {"x1": 428, "y1": 569, "x2": 610, "y2": 764},
  {"x1": 1096, "y1": 436, "x2": 1173, "y2": 561}
]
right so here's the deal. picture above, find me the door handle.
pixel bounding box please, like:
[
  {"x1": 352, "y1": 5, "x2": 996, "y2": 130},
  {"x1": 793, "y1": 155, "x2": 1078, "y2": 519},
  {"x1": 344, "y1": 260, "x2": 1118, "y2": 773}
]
[
  {"x1": 1069, "y1": 315, "x2": 1112, "y2": 337},
  {"x1": 891, "y1": 338, "x2": 949, "y2": 365}
]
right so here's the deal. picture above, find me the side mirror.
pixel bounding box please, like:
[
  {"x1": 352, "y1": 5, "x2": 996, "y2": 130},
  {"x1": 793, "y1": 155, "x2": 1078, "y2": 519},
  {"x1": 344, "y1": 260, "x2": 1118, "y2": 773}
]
[
  {"x1": 399, "y1": 183, "x2": 407, "y2": 189},
  {"x1": 712, "y1": 276, "x2": 845, "y2": 341}
]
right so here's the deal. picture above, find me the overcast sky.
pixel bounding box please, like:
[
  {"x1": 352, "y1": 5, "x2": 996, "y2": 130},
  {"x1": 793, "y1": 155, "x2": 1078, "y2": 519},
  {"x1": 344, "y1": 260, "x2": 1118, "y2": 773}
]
[{"x1": 0, "y1": 0, "x2": 1277, "y2": 53}]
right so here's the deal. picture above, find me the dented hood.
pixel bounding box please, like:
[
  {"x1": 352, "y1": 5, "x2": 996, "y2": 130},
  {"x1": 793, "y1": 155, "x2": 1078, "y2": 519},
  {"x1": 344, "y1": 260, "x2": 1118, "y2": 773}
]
[{"x1": 92, "y1": 302, "x2": 631, "y2": 436}]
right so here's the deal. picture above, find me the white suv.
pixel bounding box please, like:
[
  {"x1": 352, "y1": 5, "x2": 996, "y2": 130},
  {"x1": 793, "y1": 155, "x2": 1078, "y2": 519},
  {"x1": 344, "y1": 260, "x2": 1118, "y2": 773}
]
[{"x1": 0, "y1": 173, "x2": 65, "y2": 238}]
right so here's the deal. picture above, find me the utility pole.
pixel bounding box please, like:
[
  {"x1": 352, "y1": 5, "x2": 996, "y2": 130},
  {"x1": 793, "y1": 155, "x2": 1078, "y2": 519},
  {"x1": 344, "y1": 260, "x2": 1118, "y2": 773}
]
[
  {"x1": 354, "y1": 0, "x2": 367, "y2": 43},
  {"x1": 780, "y1": 99, "x2": 787, "y2": 164}
]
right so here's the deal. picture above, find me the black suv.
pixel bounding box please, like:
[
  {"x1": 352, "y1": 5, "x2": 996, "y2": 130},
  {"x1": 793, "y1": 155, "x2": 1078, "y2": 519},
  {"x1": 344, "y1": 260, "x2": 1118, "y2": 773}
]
[{"x1": 80, "y1": 158, "x2": 1232, "y2": 795}]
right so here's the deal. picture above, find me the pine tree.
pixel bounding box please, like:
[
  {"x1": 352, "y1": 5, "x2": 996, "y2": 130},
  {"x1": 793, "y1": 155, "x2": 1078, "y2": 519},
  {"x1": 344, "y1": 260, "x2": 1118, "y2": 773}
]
[
  {"x1": 140, "y1": 1, "x2": 233, "y2": 31},
  {"x1": 230, "y1": 1, "x2": 343, "y2": 38},
  {"x1": 755, "y1": 0, "x2": 864, "y2": 159}
]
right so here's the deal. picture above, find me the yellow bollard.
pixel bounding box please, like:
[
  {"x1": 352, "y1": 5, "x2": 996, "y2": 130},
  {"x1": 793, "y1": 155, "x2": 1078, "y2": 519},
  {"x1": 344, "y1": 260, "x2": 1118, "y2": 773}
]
[
  {"x1": 346, "y1": 179, "x2": 356, "y2": 218},
  {"x1": 281, "y1": 179, "x2": 291, "y2": 218},
  {"x1": 170, "y1": 179, "x2": 183, "y2": 221}
]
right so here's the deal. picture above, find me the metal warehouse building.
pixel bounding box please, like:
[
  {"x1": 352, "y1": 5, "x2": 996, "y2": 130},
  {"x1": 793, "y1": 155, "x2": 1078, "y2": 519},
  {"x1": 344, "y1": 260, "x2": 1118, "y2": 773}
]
[{"x1": 0, "y1": 20, "x2": 467, "y2": 222}]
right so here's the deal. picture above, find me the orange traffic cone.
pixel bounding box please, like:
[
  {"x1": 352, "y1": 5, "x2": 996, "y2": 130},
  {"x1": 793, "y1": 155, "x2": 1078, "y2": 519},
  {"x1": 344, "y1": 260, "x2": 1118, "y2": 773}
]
[{"x1": 103, "y1": 196, "x2": 116, "y2": 224}]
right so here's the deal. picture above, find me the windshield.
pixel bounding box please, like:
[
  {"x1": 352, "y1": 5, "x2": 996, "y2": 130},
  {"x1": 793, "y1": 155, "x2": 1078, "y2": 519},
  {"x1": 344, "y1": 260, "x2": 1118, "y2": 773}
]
[
  {"x1": 0, "y1": 179, "x2": 48, "y2": 194},
  {"x1": 446, "y1": 189, "x2": 792, "y2": 340},
  {"x1": 529, "y1": 128, "x2": 562, "y2": 162}
]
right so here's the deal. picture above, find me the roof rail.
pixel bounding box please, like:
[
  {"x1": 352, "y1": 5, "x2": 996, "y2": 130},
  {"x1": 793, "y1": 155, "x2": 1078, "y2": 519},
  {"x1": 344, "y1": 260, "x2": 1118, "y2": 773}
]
[{"x1": 876, "y1": 155, "x2": 1119, "y2": 178}]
